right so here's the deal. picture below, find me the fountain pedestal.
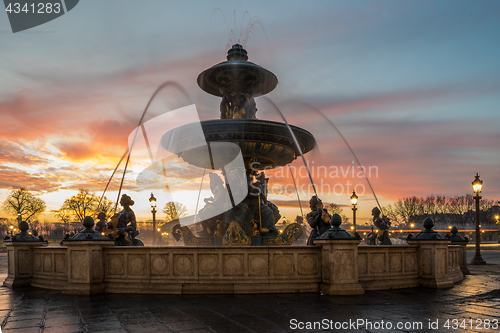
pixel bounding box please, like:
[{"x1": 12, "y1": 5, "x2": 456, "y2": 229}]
[
  {"x1": 3, "y1": 241, "x2": 47, "y2": 288},
  {"x1": 314, "y1": 239, "x2": 364, "y2": 295},
  {"x1": 63, "y1": 240, "x2": 114, "y2": 295},
  {"x1": 3, "y1": 221, "x2": 47, "y2": 288},
  {"x1": 407, "y1": 240, "x2": 455, "y2": 288},
  {"x1": 446, "y1": 227, "x2": 470, "y2": 275},
  {"x1": 62, "y1": 217, "x2": 114, "y2": 294},
  {"x1": 452, "y1": 241, "x2": 471, "y2": 275}
]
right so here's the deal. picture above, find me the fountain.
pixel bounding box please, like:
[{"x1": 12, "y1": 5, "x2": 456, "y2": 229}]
[
  {"x1": 166, "y1": 43, "x2": 315, "y2": 246},
  {"x1": 2, "y1": 38, "x2": 467, "y2": 296}
]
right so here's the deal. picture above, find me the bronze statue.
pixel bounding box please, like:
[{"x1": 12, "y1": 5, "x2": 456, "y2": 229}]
[
  {"x1": 294, "y1": 215, "x2": 308, "y2": 244},
  {"x1": 366, "y1": 226, "x2": 377, "y2": 245},
  {"x1": 306, "y1": 196, "x2": 332, "y2": 245},
  {"x1": 220, "y1": 88, "x2": 230, "y2": 119},
  {"x1": 248, "y1": 172, "x2": 279, "y2": 234},
  {"x1": 198, "y1": 173, "x2": 228, "y2": 234},
  {"x1": 249, "y1": 221, "x2": 261, "y2": 237},
  {"x1": 108, "y1": 194, "x2": 144, "y2": 246},
  {"x1": 242, "y1": 92, "x2": 258, "y2": 119},
  {"x1": 95, "y1": 212, "x2": 107, "y2": 233},
  {"x1": 219, "y1": 87, "x2": 258, "y2": 119},
  {"x1": 213, "y1": 220, "x2": 226, "y2": 237},
  {"x1": 372, "y1": 207, "x2": 392, "y2": 245},
  {"x1": 223, "y1": 200, "x2": 251, "y2": 233}
]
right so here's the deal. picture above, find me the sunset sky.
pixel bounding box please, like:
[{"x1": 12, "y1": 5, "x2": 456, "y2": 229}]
[{"x1": 1, "y1": 1, "x2": 500, "y2": 224}]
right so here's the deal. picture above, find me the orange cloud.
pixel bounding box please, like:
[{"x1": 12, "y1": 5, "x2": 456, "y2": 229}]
[
  {"x1": 0, "y1": 166, "x2": 60, "y2": 192},
  {"x1": 0, "y1": 140, "x2": 47, "y2": 165},
  {"x1": 55, "y1": 142, "x2": 94, "y2": 161}
]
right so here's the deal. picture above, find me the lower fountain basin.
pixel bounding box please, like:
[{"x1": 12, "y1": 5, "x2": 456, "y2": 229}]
[{"x1": 161, "y1": 119, "x2": 316, "y2": 170}]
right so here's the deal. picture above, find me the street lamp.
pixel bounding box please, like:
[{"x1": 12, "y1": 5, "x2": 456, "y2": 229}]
[
  {"x1": 149, "y1": 193, "x2": 157, "y2": 244},
  {"x1": 470, "y1": 173, "x2": 486, "y2": 265},
  {"x1": 350, "y1": 190, "x2": 358, "y2": 232},
  {"x1": 9, "y1": 225, "x2": 14, "y2": 237}
]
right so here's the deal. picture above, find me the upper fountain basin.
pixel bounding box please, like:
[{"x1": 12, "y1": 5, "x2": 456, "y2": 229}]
[{"x1": 197, "y1": 61, "x2": 278, "y2": 97}]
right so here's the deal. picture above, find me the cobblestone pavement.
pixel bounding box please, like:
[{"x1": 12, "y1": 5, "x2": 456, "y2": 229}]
[{"x1": 0, "y1": 250, "x2": 499, "y2": 333}]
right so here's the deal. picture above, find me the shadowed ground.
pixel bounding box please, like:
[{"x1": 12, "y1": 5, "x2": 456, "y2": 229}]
[{"x1": 0, "y1": 249, "x2": 499, "y2": 333}]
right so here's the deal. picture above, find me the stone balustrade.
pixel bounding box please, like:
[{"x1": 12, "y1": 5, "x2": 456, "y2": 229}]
[
  {"x1": 4, "y1": 240, "x2": 467, "y2": 295},
  {"x1": 104, "y1": 246, "x2": 321, "y2": 294},
  {"x1": 358, "y1": 245, "x2": 420, "y2": 290},
  {"x1": 31, "y1": 246, "x2": 67, "y2": 290},
  {"x1": 448, "y1": 245, "x2": 464, "y2": 283}
]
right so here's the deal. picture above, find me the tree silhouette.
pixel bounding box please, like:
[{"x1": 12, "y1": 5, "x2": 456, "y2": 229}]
[
  {"x1": 51, "y1": 208, "x2": 71, "y2": 224},
  {"x1": 326, "y1": 203, "x2": 348, "y2": 224},
  {"x1": 61, "y1": 189, "x2": 115, "y2": 222},
  {"x1": 2, "y1": 187, "x2": 46, "y2": 222},
  {"x1": 163, "y1": 201, "x2": 188, "y2": 222},
  {"x1": 383, "y1": 194, "x2": 497, "y2": 225}
]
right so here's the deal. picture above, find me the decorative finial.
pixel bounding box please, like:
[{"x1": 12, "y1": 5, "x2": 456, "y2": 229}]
[
  {"x1": 18, "y1": 221, "x2": 29, "y2": 233},
  {"x1": 423, "y1": 217, "x2": 434, "y2": 231},
  {"x1": 83, "y1": 216, "x2": 94, "y2": 230},
  {"x1": 331, "y1": 214, "x2": 342, "y2": 228},
  {"x1": 64, "y1": 216, "x2": 111, "y2": 242},
  {"x1": 227, "y1": 44, "x2": 248, "y2": 61},
  {"x1": 445, "y1": 226, "x2": 468, "y2": 242},
  {"x1": 317, "y1": 214, "x2": 360, "y2": 240},
  {"x1": 407, "y1": 217, "x2": 444, "y2": 240},
  {"x1": 6, "y1": 220, "x2": 44, "y2": 242}
]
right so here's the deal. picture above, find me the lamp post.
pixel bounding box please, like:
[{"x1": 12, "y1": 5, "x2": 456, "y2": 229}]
[
  {"x1": 470, "y1": 173, "x2": 486, "y2": 265},
  {"x1": 149, "y1": 193, "x2": 157, "y2": 244},
  {"x1": 350, "y1": 190, "x2": 358, "y2": 232}
]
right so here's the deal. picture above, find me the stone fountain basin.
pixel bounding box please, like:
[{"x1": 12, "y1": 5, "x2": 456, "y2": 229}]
[
  {"x1": 161, "y1": 119, "x2": 316, "y2": 170},
  {"x1": 197, "y1": 61, "x2": 278, "y2": 97}
]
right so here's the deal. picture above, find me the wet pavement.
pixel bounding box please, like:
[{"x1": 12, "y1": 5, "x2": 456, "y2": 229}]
[{"x1": 0, "y1": 250, "x2": 499, "y2": 333}]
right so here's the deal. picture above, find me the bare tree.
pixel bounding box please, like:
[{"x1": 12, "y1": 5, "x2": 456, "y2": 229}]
[
  {"x1": 51, "y1": 208, "x2": 72, "y2": 224},
  {"x1": 480, "y1": 198, "x2": 496, "y2": 212},
  {"x1": 383, "y1": 204, "x2": 403, "y2": 225},
  {"x1": 2, "y1": 188, "x2": 46, "y2": 222},
  {"x1": 435, "y1": 195, "x2": 447, "y2": 214},
  {"x1": 393, "y1": 196, "x2": 422, "y2": 223},
  {"x1": 163, "y1": 201, "x2": 188, "y2": 222},
  {"x1": 62, "y1": 189, "x2": 98, "y2": 222},
  {"x1": 385, "y1": 194, "x2": 496, "y2": 226},
  {"x1": 326, "y1": 203, "x2": 349, "y2": 224},
  {"x1": 61, "y1": 190, "x2": 115, "y2": 222},
  {"x1": 95, "y1": 197, "x2": 115, "y2": 219},
  {"x1": 421, "y1": 195, "x2": 436, "y2": 216}
]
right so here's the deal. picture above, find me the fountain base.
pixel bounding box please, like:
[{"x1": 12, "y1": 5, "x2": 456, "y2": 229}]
[{"x1": 172, "y1": 222, "x2": 303, "y2": 246}]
